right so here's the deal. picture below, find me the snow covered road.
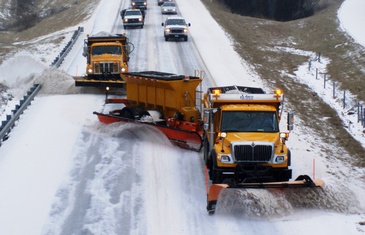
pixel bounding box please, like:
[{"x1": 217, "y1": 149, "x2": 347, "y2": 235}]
[{"x1": 0, "y1": 0, "x2": 365, "y2": 234}]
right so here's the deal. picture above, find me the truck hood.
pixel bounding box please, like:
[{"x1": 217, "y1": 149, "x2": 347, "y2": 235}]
[
  {"x1": 125, "y1": 15, "x2": 142, "y2": 20},
  {"x1": 166, "y1": 25, "x2": 186, "y2": 29},
  {"x1": 92, "y1": 55, "x2": 122, "y2": 61},
  {"x1": 225, "y1": 132, "x2": 280, "y2": 143}
]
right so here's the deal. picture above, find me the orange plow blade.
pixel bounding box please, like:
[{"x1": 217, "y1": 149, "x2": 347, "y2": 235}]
[
  {"x1": 93, "y1": 112, "x2": 203, "y2": 151},
  {"x1": 206, "y1": 175, "x2": 324, "y2": 214}
]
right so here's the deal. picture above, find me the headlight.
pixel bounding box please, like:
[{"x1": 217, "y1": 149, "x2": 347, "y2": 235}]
[
  {"x1": 183, "y1": 28, "x2": 188, "y2": 33},
  {"x1": 87, "y1": 68, "x2": 93, "y2": 73},
  {"x1": 139, "y1": 18, "x2": 143, "y2": 22},
  {"x1": 275, "y1": 155, "x2": 285, "y2": 163},
  {"x1": 121, "y1": 67, "x2": 126, "y2": 72},
  {"x1": 124, "y1": 19, "x2": 128, "y2": 23},
  {"x1": 218, "y1": 154, "x2": 232, "y2": 163},
  {"x1": 165, "y1": 29, "x2": 171, "y2": 33}
]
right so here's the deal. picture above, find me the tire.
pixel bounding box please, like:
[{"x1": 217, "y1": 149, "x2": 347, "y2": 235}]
[
  {"x1": 120, "y1": 107, "x2": 135, "y2": 120},
  {"x1": 165, "y1": 36, "x2": 168, "y2": 41},
  {"x1": 184, "y1": 36, "x2": 188, "y2": 41},
  {"x1": 124, "y1": 26, "x2": 126, "y2": 29},
  {"x1": 287, "y1": 150, "x2": 291, "y2": 166},
  {"x1": 210, "y1": 151, "x2": 222, "y2": 183},
  {"x1": 203, "y1": 138, "x2": 210, "y2": 166},
  {"x1": 120, "y1": 106, "x2": 149, "y2": 120}
]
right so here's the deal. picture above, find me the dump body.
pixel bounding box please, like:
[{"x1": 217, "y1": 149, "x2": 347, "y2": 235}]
[
  {"x1": 203, "y1": 85, "x2": 292, "y2": 184},
  {"x1": 74, "y1": 32, "x2": 132, "y2": 87},
  {"x1": 122, "y1": 71, "x2": 202, "y2": 124},
  {"x1": 94, "y1": 71, "x2": 204, "y2": 151}
]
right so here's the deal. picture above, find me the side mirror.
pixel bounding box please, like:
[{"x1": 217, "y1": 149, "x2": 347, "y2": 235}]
[
  {"x1": 82, "y1": 46, "x2": 88, "y2": 57},
  {"x1": 203, "y1": 110, "x2": 210, "y2": 131},
  {"x1": 287, "y1": 113, "x2": 294, "y2": 131},
  {"x1": 161, "y1": 23, "x2": 164, "y2": 26}
]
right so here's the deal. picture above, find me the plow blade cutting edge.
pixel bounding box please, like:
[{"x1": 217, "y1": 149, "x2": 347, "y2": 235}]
[
  {"x1": 74, "y1": 76, "x2": 125, "y2": 87},
  {"x1": 93, "y1": 112, "x2": 203, "y2": 152},
  {"x1": 207, "y1": 175, "x2": 324, "y2": 214}
]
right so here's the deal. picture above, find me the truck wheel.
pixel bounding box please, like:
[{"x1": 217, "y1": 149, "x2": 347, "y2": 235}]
[
  {"x1": 203, "y1": 138, "x2": 210, "y2": 166},
  {"x1": 210, "y1": 151, "x2": 222, "y2": 183},
  {"x1": 120, "y1": 106, "x2": 149, "y2": 120},
  {"x1": 120, "y1": 107, "x2": 135, "y2": 120},
  {"x1": 165, "y1": 36, "x2": 168, "y2": 41},
  {"x1": 124, "y1": 26, "x2": 126, "y2": 29},
  {"x1": 184, "y1": 36, "x2": 188, "y2": 41}
]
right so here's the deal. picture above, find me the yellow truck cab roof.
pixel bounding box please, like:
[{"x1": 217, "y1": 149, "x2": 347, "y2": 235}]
[{"x1": 220, "y1": 104, "x2": 278, "y2": 112}]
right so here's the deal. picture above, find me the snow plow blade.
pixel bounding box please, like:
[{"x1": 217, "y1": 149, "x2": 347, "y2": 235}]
[
  {"x1": 93, "y1": 112, "x2": 203, "y2": 152},
  {"x1": 207, "y1": 175, "x2": 324, "y2": 214},
  {"x1": 74, "y1": 76, "x2": 125, "y2": 88}
]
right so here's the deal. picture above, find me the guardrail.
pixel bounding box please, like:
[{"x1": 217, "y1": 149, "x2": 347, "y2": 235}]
[
  {"x1": 51, "y1": 26, "x2": 84, "y2": 68},
  {"x1": 0, "y1": 26, "x2": 84, "y2": 147},
  {"x1": 0, "y1": 84, "x2": 42, "y2": 145}
]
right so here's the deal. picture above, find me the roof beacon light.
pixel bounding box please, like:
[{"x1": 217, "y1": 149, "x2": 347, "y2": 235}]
[
  {"x1": 274, "y1": 89, "x2": 283, "y2": 99},
  {"x1": 212, "y1": 89, "x2": 221, "y2": 99}
]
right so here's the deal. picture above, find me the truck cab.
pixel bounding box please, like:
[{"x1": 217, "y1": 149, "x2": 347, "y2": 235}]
[
  {"x1": 203, "y1": 86, "x2": 293, "y2": 184},
  {"x1": 74, "y1": 32, "x2": 134, "y2": 87}
]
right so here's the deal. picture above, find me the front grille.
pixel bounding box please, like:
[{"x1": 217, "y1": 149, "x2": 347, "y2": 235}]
[
  {"x1": 94, "y1": 62, "x2": 119, "y2": 74},
  {"x1": 233, "y1": 144, "x2": 272, "y2": 162},
  {"x1": 171, "y1": 29, "x2": 184, "y2": 33},
  {"x1": 127, "y1": 19, "x2": 140, "y2": 23}
]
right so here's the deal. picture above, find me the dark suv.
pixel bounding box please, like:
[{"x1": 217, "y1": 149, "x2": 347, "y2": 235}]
[
  {"x1": 131, "y1": 0, "x2": 147, "y2": 10},
  {"x1": 158, "y1": 0, "x2": 174, "y2": 6}
]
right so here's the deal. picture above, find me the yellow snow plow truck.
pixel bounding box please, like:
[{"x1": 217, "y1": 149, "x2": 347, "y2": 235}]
[
  {"x1": 202, "y1": 85, "x2": 324, "y2": 214},
  {"x1": 74, "y1": 32, "x2": 134, "y2": 87}
]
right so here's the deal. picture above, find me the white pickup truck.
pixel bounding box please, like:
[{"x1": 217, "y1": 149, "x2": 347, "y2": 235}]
[
  {"x1": 161, "y1": 16, "x2": 191, "y2": 41},
  {"x1": 122, "y1": 9, "x2": 144, "y2": 29}
]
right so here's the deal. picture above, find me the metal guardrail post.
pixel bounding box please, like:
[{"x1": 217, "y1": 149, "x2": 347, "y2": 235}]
[
  {"x1": 0, "y1": 26, "x2": 83, "y2": 146},
  {"x1": 51, "y1": 26, "x2": 84, "y2": 68},
  {"x1": 0, "y1": 84, "x2": 42, "y2": 145}
]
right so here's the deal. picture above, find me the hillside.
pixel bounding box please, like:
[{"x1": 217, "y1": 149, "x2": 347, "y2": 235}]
[
  {"x1": 1, "y1": 1, "x2": 364, "y2": 164},
  {"x1": 0, "y1": 0, "x2": 365, "y2": 234},
  {"x1": 200, "y1": 0, "x2": 365, "y2": 165}
]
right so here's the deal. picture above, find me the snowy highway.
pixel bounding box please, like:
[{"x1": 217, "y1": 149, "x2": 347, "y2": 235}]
[{"x1": 0, "y1": 0, "x2": 365, "y2": 234}]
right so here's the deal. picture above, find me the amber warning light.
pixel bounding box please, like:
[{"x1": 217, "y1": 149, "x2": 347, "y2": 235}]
[
  {"x1": 274, "y1": 89, "x2": 283, "y2": 99},
  {"x1": 213, "y1": 89, "x2": 221, "y2": 95}
]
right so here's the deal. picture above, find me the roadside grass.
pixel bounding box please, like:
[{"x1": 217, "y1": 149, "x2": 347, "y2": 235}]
[
  {"x1": 0, "y1": 0, "x2": 98, "y2": 64},
  {"x1": 201, "y1": 0, "x2": 365, "y2": 166}
]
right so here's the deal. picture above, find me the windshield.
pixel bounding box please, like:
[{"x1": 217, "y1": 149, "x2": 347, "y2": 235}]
[
  {"x1": 166, "y1": 19, "x2": 186, "y2": 25},
  {"x1": 92, "y1": 46, "x2": 121, "y2": 55},
  {"x1": 125, "y1": 11, "x2": 141, "y2": 16},
  {"x1": 163, "y1": 3, "x2": 176, "y2": 6},
  {"x1": 221, "y1": 111, "x2": 278, "y2": 132}
]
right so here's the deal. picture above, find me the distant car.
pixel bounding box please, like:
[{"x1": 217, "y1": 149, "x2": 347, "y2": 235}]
[
  {"x1": 162, "y1": 16, "x2": 191, "y2": 41},
  {"x1": 157, "y1": 0, "x2": 174, "y2": 6},
  {"x1": 121, "y1": 8, "x2": 145, "y2": 19},
  {"x1": 131, "y1": 0, "x2": 147, "y2": 10},
  {"x1": 161, "y1": 2, "x2": 177, "y2": 14},
  {"x1": 123, "y1": 9, "x2": 144, "y2": 29}
]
